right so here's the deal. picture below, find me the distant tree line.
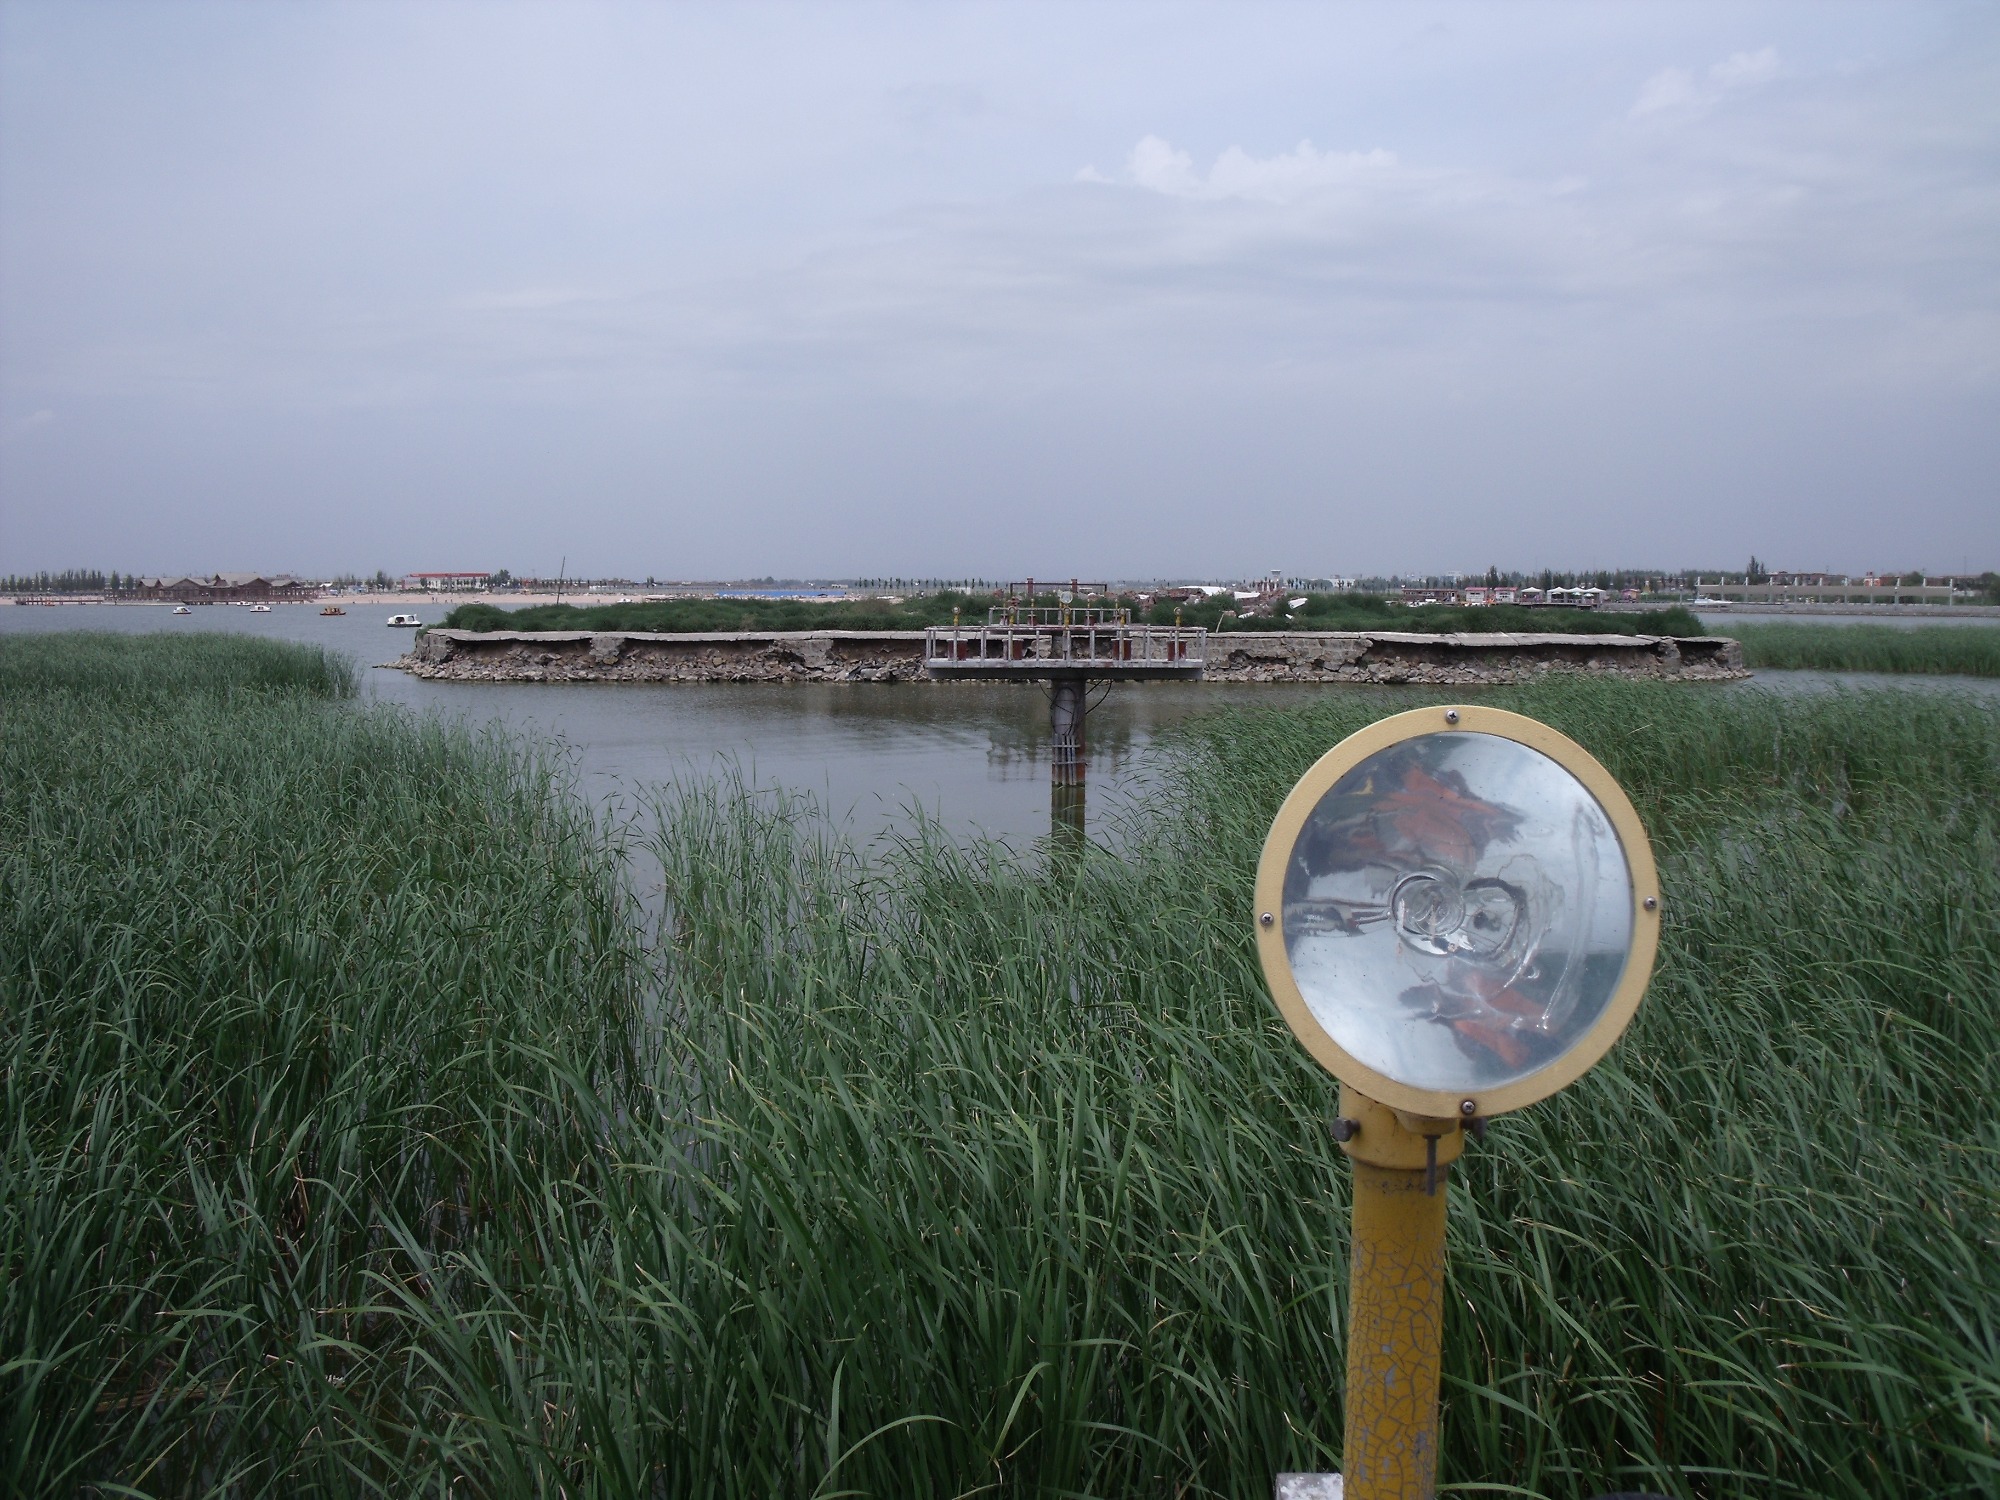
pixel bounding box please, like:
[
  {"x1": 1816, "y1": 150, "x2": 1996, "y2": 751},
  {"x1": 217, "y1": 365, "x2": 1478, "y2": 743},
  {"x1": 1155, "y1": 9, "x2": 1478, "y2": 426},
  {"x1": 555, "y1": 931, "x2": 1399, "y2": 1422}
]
[
  {"x1": 3, "y1": 569, "x2": 123, "y2": 593},
  {"x1": 1, "y1": 569, "x2": 416, "y2": 594},
  {"x1": 1353, "y1": 568, "x2": 1694, "y2": 593},
  {"x1": 9, "y1": 566, "x2": 1995, "y2": 604},
  {"x1": 1347, "y1": 565, "x2": 1998, "y2": 598}
]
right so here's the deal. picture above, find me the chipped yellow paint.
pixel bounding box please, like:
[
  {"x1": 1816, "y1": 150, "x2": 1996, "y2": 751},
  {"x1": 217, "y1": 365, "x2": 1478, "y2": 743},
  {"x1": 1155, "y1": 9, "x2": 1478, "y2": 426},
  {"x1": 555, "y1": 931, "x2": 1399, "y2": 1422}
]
[{"x1": 1341, "y1": 1097, "x2": 1450, "y2": 1500}]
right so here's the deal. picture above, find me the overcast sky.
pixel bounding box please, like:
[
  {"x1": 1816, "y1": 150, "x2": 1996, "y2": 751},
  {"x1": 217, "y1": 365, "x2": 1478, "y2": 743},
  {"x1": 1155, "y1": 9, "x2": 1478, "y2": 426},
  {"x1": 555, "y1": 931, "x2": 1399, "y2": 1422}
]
[{"x1": 2, "y1": 1, "x2": 1996, "y2": 581}]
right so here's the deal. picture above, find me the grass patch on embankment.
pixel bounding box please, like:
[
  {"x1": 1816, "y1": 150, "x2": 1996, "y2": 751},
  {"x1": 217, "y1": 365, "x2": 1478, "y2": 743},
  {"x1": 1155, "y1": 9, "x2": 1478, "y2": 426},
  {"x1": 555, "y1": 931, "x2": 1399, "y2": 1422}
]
[
  {"x1": 1718, "y1": 622, "x2": 2000, "y2": 677},
  {"x1": 442, "y1": 590, "x2": 983, "y2": 634},
  {"x1": 1268, "y1": 596, "x2": 1707, "y2": 638},
  {"x1": 5, "y1": 634, "x2": 1996, "y2": 1498},
  {"x1": 440, "y1": 591, "x2": 1707, "y2": 639}
]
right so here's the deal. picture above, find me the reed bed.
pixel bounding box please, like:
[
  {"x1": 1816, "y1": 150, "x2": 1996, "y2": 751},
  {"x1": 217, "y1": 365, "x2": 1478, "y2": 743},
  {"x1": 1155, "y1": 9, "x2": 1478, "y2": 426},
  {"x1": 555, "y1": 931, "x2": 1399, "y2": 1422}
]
[
  {"x1": 2, "y1": 635, "x2": 647, "y2": 1496},
  {"x1": 4, "y1": 634, "x2": 1996, "y2": 1497},
  {"x1": 1720, "y1": 622, "x2": 2000, "y2": 677},
  {"x1": 0, "y1": 629, "x2": 359, "y2": 701}
]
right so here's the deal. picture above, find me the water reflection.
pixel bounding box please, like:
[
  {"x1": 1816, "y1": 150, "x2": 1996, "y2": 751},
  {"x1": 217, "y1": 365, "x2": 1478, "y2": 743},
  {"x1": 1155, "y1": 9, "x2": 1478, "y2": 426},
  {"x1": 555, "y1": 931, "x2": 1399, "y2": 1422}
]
[
  {"x1": 5, "y1": 603, "x2": 1994, "y2": 846},
  {"x1": 0, "y1": 601, "x2": 1287, "y2": 844}
]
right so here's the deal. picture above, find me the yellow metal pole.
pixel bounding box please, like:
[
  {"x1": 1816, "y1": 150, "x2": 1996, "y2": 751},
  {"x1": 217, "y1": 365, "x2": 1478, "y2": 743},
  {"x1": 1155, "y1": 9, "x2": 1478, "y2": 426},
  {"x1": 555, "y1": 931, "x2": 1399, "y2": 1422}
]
[{"x1": 1336, "y1": 1085, "x2": 1464, "y2": 1500}]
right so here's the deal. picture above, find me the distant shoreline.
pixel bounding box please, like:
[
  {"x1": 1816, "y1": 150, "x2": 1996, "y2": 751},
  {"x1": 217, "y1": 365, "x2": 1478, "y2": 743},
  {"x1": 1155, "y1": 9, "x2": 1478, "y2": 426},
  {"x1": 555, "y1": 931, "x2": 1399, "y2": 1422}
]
[
  {"x1": 3, "y1": 591, "x2": 581, "y2": 609},
  {"x1": 9, "y1": 593, "x2": 1999, "y2": 620}
]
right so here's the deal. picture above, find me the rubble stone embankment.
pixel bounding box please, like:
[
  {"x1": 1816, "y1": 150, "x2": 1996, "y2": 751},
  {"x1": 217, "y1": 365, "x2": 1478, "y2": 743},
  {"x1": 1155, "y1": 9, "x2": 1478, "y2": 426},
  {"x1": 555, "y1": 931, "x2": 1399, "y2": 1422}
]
[{"x1": 391, "y1": 629, "x2": 1747, "y2": 685}]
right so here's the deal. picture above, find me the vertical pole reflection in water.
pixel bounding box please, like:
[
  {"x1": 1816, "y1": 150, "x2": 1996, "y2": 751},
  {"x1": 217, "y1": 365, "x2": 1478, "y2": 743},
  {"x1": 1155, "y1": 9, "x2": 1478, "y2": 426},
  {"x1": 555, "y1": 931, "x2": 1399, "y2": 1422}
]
[
  {"x1": 1049, "y1": 677, "x2": 1088, "y2": 841},
  {"x1": 1049, "y1": 780, "x2": 1087, "y2": 843}
]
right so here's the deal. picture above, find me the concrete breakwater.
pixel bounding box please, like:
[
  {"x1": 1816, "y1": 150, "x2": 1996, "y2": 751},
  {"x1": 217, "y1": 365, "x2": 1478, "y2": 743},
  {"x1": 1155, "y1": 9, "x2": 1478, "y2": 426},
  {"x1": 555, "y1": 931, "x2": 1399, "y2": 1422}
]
[{"x1": 396, "y1": 628, "x2": 1747, "y2": 684}]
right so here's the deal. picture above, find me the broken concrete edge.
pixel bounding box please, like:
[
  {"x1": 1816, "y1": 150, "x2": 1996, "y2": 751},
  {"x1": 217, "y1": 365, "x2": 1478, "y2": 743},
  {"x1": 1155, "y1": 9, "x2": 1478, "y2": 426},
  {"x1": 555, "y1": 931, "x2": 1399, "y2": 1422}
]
[
  {"x1": 413, "y1": 627, "x2": 1693, "y2": 641},
  {"x1": 415, "y1": 629, "x2": 933, "y2": 645},
  {"x1": 386, "y1": 628, "x2": 1747, "y2": 684},
  {"x1": 1273, "y1": 1475, "x2": 1343, "y2": 1500},
  {"x1": 408, "y1": 627, "x2": 1742, "y2": 655}
]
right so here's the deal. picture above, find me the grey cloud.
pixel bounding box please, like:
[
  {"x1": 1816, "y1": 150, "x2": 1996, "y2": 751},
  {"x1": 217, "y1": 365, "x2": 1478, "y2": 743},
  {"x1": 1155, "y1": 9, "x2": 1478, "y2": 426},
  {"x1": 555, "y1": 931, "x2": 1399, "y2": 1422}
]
[{"x1": 2, "y1": 1, "x2": 1995, "y2": 577}]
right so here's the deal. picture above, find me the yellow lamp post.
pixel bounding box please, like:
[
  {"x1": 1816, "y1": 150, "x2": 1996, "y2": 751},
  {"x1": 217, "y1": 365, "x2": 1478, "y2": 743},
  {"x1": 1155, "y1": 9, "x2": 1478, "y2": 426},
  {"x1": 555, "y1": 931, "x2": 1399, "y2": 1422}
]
[{"x1": 1255, "y1": 706, "x2": 1660, "y2": 1500}]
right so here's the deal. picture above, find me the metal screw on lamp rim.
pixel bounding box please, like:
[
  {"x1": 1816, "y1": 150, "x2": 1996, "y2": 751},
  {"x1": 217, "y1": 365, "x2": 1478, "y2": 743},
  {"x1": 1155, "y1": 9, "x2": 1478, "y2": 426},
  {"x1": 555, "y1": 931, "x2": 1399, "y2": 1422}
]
[
  {"x1": 1644, "y1": 896, "x2": 1659, "y2": 911},
  {"x1": 1444, "y1": 709, "x2": 1460, "y2": 724},
  {"x1": 1259, "y1": 911, "x2": 1274, "y2": 926}
]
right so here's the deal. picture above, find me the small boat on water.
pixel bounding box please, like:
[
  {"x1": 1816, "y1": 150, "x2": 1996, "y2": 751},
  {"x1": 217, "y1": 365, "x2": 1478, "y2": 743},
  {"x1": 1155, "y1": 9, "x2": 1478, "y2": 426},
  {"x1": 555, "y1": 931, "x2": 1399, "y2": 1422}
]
[
  {"x1": 320, "y1": 605, "x2": 346, "y2": 616},
  {"x1": 249, "y1": 603, "x2": 272, "y2": 613},
  {"x1": 386, "y1": 613, "x2": 423, "y2": 628},
  {"x1": 172, "y1": 604, "x2": 193, "y2": 616}
]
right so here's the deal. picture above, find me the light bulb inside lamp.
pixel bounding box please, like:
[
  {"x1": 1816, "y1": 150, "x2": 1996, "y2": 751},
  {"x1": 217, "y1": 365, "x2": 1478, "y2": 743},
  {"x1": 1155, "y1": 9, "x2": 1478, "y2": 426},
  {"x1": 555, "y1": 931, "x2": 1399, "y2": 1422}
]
[{"x1": 1281, "y1": 732, "x2": 1635, "y2": 1094}]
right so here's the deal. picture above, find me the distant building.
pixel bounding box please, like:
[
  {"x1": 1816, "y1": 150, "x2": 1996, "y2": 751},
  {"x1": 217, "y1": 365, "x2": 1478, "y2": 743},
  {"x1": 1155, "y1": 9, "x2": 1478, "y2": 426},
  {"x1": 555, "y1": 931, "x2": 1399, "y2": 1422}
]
[
  {"x1": 132, "y1": 573, "x2": 314, "y2": 603},
  {"x1": 404, "y1": 572, "x2": 492, "y2": 592},
  {"x1": 1400, "y1": 585, "x2": 1460, "y2": 606},
  {"x1": 1698, "y1": 574, "x2": 1954, "y2": 604}
]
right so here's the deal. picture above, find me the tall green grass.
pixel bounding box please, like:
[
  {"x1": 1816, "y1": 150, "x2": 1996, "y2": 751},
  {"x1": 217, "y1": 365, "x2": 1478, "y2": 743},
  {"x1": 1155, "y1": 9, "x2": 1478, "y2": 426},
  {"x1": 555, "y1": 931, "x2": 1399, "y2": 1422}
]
[
  {"x1": 2, "y1": 634, "x2": 646, "y2": 1495},
  {"x1": 0, "y1": 630, "x2": 358, "y2": 700},
  {"x1": 1720, "y1": 623, "x2": 2000, "y2": 677},
  {"x1": 5, "y1": 634, "x2": 1996, "y2": 1496},
  {"x1": 1150, "y1": 683, "x2": 2000, "y2": 1496}
]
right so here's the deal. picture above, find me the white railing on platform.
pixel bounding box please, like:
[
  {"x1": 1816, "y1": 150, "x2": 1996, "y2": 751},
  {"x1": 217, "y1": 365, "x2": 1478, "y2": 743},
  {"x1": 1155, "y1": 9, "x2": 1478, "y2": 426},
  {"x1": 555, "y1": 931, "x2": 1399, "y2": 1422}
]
[{"x1": 923, "y1": 622, "x2": 1207, "y2": 671}]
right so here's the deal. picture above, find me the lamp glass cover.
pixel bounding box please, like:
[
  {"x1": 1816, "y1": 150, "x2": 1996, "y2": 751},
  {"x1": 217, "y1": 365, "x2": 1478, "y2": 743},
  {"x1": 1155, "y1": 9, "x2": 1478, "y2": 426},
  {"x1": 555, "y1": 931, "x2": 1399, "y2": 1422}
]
[{"x1": 1281, "y1": 731, "x2": 1635, "y2": 1093}]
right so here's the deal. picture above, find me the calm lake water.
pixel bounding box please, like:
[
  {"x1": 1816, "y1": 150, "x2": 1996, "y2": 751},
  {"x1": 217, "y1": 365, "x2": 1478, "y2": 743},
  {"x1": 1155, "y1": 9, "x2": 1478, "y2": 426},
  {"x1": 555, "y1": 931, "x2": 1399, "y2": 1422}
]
[
  {"x1": 1694, "y1": 610, "x2": 2000, "y2": 629},
  {"x1": 0, "y1": 602, "x2": 1309, "y2": 845},
  {"x1": 7, "y1": 601, "x2": 1997, "y2": 846}
]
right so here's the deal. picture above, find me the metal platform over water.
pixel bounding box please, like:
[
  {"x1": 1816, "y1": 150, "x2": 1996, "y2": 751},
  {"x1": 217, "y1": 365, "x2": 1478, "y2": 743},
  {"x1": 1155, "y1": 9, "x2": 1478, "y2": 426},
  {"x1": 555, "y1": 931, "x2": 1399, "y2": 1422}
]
[
  {"x1": 928, "y1": 583, "x2": 1209, "y2": 836},
  {"x1": 923, "y1": 607, "x2": 1206, "y2": 682}
]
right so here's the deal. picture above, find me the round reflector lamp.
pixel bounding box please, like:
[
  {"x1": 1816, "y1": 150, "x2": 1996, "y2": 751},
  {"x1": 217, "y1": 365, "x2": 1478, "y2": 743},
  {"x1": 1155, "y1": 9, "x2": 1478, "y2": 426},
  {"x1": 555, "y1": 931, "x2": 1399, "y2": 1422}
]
[{"x1": 1255, "y1": 705, "x2": 1660, "y2": 1118}]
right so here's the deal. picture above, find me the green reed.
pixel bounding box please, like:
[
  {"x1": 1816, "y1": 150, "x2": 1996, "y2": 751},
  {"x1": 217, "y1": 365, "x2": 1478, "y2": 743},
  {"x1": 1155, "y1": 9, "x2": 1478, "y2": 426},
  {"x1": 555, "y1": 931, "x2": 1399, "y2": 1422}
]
[
  {"x1": 1719, "y1": 622, "x2": 2000, "y2": 677},
  {"x1": 2, "y1": 634, "x2": 646, "y2": 1496},
  {"x1": 0, "y1": 629, "x2": 359, "y2": 700},
  {"x1": 4, "y1": 635, "x2": 1996, "y2": 1497}
]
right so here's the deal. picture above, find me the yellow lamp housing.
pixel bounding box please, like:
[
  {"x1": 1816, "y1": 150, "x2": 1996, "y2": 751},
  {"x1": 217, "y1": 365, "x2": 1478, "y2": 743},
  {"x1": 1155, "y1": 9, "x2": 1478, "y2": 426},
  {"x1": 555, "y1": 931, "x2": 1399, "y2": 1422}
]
[{"x1": 1254, "y1": 705, "x2": 1660, "y2": 1120}]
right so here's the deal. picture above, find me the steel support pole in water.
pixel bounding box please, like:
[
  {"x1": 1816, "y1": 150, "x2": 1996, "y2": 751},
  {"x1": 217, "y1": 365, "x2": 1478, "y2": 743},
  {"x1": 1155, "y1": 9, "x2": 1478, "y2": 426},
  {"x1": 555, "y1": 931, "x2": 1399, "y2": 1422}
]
[
  {"x1": 1050, "y1": 679, "x2": 1086, "y2": 785},
  {"x1": 1049, "y1": 677, "x2": 1087, "y2": 836},
  {"x1": 1336, "y1": 1086, "x2": 1465, "y2": 1500}
]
